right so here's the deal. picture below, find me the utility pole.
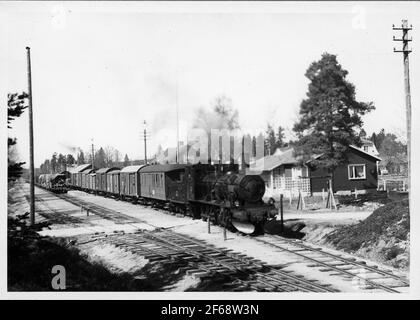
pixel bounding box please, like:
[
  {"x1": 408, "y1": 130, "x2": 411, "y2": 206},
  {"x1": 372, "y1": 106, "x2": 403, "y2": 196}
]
[
  {"x1": 26, "y1": 47, "x2": 35, "y2": 226},
  {"x1": 176, "y1": 75, "x2": 180, "y2": 164},
  {"x1": 91, "y1": 138, "x2": 95, "y2": 169},
  {"x1": 393, "y1": 19, "x2": 413, "y2": 191},
  {"x1": 143, "y1": 120, "x2": 148, "y2": 164}
]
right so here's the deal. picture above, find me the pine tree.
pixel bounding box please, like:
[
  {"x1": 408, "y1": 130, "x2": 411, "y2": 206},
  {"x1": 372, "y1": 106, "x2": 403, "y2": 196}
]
[
  {"x1": 359, "y1": 128, "x2": 367, "y2": 139},
  {"x1": 77, "y1": 151, "x2": 85, "y2": 165},
  {"x1": 276, "y1": 126, "x2": 285, "y2": 149},
  {"x1": 57, "y1": 153, "x2": 66, "y2": 172},
  {"x1": 293, "y1": 53, "x2": 375, "y2": 171},
  {"x1": 265, "y1": 124, "x2": 277, "y2": 155},
  {"x1": 51, "y1": 153, "x2": 58, "y2": 173},
  {"x1": 8, "y1": 93, "x2": 28, "y2": 182},
  {"x1": 66, "y1": 154, "x2": 76, "y2": 166},
  {"x1": 123, "y1": 154, "x2": 130, "y2": 167},
  {"x1": 370, "y1": 128, "x2": 386, "y2": 150},
  {"x1": 45, "y1": 159, "x2": 51, "y2": 173},
  {"x1": 94, "y1": 147, "x2": 106, "y2": 168}
]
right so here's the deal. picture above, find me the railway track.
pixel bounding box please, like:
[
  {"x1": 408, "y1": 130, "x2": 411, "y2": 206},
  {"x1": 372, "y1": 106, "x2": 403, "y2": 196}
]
[
  {"x1": 34, "y1": 186, "x2": 409, "y2": 292},
  {"x1": 254, "y1": 236, "x2": 409, "y2": 293},
  {"x1": 54, "y1": 192, "x2": 141, "y2": 224},
  {"x1": 78, "y1": 229, "x2": 336, "y2": 292},
  {"x1": 35, "y1": 187, "x2": 336, "y2": 292}
]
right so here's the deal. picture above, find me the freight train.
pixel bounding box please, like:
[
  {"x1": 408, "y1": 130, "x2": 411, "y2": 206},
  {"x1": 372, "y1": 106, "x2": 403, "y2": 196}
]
[
  {"x1": 37, "y1": 173, "x2": 68, "y2": 193},
  {"x1": 43, "y1": 163, "x2": 277, "y2": 234}
]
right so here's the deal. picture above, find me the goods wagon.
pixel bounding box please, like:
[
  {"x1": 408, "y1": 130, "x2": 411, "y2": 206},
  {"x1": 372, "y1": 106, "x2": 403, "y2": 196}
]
[
  {"x1": 81, "y1": 169, "x2": 94, "y2": 191},
  {"x1": 106, "y1": 169, "x2": 121, "y2": 196},
  {"x1": 88, "y1": 173, "x2": 96, "y2": 191},
  {"x1": 70, "y1": 164, "x2": 92, "y2": 189},
  {"x1": 120, "y1": 165, "x2": 145, "y2": 199},
  {"x1": 139, "y1": 164, "x2": 192, "y2": 203},
  {"x1": 96, "y1": 167, "x2": 120, "y2": 195}
]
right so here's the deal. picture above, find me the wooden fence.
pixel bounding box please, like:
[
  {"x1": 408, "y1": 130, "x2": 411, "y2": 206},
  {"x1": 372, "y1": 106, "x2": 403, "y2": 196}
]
[
  {"x1": 272, "y1": 176, "x2": 311, "y2": 196},
  {"x1": 378, "y1": 175, "x2": 408, "y2": 191}
]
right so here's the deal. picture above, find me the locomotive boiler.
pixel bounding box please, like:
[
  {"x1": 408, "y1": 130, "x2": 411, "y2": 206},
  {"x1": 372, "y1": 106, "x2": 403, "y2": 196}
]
[{"x1": 213, "y1": 173, "x2": 266, "y2": 204}]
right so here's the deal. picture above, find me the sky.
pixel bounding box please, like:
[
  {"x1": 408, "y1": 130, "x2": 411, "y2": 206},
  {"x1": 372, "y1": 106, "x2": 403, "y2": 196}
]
[{"x1": 2, "y1": 1, "x2": 419, "y2": 167}]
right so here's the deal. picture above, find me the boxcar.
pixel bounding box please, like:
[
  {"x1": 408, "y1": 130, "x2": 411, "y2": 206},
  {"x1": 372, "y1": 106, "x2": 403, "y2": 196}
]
[
  {"x1": 88, "y1": 173, "x2": 96, "y2": 191},
  {"x1": 106, "y1": 169, "x2": 121, "y2": 196},
  {"x1": 96, "y1": 167, "x2": 120, "y2": 194},
  {"x1": 139, "y1": 164, "x2": 192, "y2": 203},
  {"x1": 81, "y1": 169, "x2": 94, "y2": 191},
  {"x1": 71, "y1": 164, "x2": 92, "y2": 189},
  {"x1": 120, "y1": 165, "x2": 145, "y2": 199}
]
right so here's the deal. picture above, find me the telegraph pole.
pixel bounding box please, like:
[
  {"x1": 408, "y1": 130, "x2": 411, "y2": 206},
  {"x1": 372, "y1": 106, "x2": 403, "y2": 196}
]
[
  {"x1": 143, "y1": 120, "x2": 148, "y2": 164},
  {"x1": 91, "y1": 138, "x2": 95, "y2": 169},
  {"x1": 26, "y1": 47, "x2": 35, "y2": 226},
  {"x1": 393, "y1": 19, "x2": 413, "y2": 191},
  {"x1": 176, "y1": 76, "x2": 180, "y2": 164}
]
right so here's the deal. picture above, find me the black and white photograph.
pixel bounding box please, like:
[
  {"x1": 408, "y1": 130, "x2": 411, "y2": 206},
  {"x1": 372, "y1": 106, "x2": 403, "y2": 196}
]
[{"x1": 2, "y1": 1, "x2": 419, "y2": 302}]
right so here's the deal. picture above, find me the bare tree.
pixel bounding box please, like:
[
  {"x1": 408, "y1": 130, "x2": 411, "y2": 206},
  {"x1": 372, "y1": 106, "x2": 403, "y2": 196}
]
[
  {"x1": 114, "y1": 149, "x2": 121, "y2": 164},
  {"x1": 104, "y1": 146, "x2": 115, "y2": 166}
]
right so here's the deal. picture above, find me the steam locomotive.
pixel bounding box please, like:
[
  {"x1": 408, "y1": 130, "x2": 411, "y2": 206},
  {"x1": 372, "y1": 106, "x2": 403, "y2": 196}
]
[
  {"x1": 58, "y1": 163, "x2": 277, "y2": 234},
  {"x1": 37, "y1": 173, "x2": 68, "y2": 193}
]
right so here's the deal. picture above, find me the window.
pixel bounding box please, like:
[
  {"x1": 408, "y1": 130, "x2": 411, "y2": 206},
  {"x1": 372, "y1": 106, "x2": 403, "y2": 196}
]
[
  {"x1": 348, "y1": 164, "x2": 366, "y2": 180},
  {"x1": 168, "y1": 170, "x2": 184, "y2": 182}
]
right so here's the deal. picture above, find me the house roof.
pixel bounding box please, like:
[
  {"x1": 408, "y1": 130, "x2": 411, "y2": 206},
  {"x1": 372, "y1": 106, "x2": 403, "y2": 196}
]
[
  {"x1": 306, "y1": 145, "x2": 382, "y2": 164},
  {"x1": 249, "y1": 147, "x2": 301, "y2": 172},
  {"x1": 71, "y1": 164, "x2": 92, "y2": 173},
  {"x1": 96, "y1": 167, "x2": 120, "y2": 174},
  {"x1": 120, "y1": 165, "x2": 146, "y2": 173},
  {"x1": 349, "y1": 145, "x2": 382, "y2": 161},
  {"x1": 82, "y1": 169, "x2": 94, "y2": 174},
  {"x1": 139, "y1": 164, "x2": 191, "y2": 173}
]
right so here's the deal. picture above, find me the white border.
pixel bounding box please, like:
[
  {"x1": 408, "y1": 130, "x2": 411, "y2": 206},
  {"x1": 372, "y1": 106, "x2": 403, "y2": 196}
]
[{"x1": 1, "y1": 0, "x2": 419, "y2": 300}]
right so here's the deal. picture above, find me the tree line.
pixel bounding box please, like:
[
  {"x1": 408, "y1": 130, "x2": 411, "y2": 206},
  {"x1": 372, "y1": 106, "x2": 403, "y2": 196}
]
[{"x1": 39, "y1": 147, "x2": 132, "y2": 174}]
